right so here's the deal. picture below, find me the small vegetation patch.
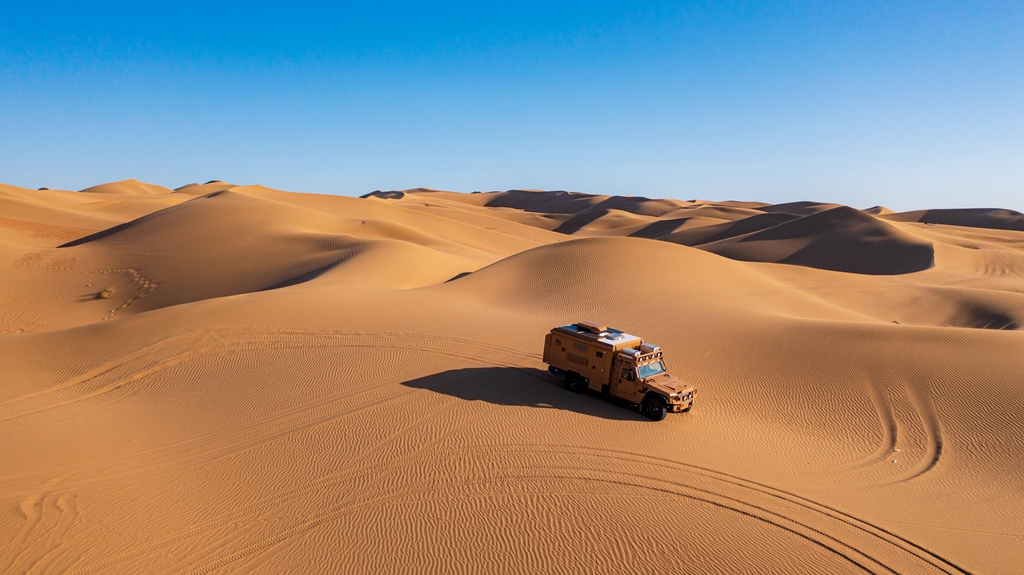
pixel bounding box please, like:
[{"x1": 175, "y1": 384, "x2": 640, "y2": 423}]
[{"x1": 98, "y1": 287, "x2": 115, "y2": 300}]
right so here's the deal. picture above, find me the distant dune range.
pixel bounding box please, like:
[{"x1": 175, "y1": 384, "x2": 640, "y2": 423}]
[{"x1": 2, "y1": 180, "x2": 1023, "y2": 574}]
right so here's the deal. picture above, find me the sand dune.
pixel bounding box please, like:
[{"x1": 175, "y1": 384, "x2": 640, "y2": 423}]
[
  {"x1": 658, "y1": 211, "x2": 802, "y2": 245},
  {"x1": 78, "y1": 179, "x2": 176, "y2": 196},
  {"x1": 884, "y1": 208, "x2": 1024, "y2": 232},
  {"x1": 695, "y1": 206, "x2": 936, "y2": 275},
  {"x1": 2, "y1": 182, "x2": 1023, "y2": 574}
]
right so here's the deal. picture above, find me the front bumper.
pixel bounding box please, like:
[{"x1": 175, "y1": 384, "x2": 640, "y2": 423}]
[
  {"x1": 667, "y1": 389, "x2": 695, "y2": 412},
  {"x1": 669, "y1": 400, "x2": 693, "y2": 413}
]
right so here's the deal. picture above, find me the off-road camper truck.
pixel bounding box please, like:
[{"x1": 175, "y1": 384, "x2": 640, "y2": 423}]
[{"x1": 543, "y1": 322, "x2": 695, "y2": 421}]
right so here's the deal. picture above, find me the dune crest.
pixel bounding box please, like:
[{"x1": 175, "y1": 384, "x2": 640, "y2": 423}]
[{"x1": 78, "y1": 179, "x2": 176, "y2": 195}]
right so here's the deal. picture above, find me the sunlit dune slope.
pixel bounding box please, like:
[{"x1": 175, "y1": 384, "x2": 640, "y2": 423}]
[
  {"x1": 2, "y1": 185, "x2": 565, "y2": 331},
  {"x1": 0, "y1": 182, "x2": 185, "y2": 247},
  {"x1": 78, "y1": 179, "x2": 175, "y2": 196},
  {"x1": 2, "y1": 181, "x2": 1024, "y2": 574},
  {"x1": 441, "y1": 236, "x2": 867, "y2": 322}
]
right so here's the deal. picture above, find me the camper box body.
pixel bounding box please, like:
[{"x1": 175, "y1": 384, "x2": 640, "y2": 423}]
[{"x1": 543, "y1": 322, "x2": 641, "y2": 393}]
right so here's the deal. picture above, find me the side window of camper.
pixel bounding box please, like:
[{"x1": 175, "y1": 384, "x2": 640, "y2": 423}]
[
  {"x1": 621, "y1": 368, "x2": 634, "y2": 381},
  {"x1": 595, "y1": 351, "x2": 603, "y2": 358},
  {"x1": 573, "y1": 342, "x2": 588, "y2": 352}
]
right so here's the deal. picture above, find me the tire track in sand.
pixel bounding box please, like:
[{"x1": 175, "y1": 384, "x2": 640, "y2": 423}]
[
  {"x1": 0, "y1": 331, "x2": 537, "y2": 500},
  {"x1": 11, "y1": 252, "x2": 159, "y2": 319},
  {"x1": 839, "y1": 377, "x2": 897, "y2": 471},
  {"x1": 833, "y1": 373, "x2": 944, "y2": 488},
  {"x1": 0, "y1": 327, "x2": 538, "y2": 427},
  {"x1": 0, "y1": 327, "x2": 537, "y2": 410},
  {"x1": 883, "y1": 377, "x2": 943, "y2": 485},
  {"x1": 170, "y1": 447, "x2": 962, "y2": 575},
  {"x1": 444, "y1": 443, "x2": 971, "y2": 575},
  {"x1": 70, "y1": 440, "x2": 970, "y2": 575},
  {"x1": 63, "y1": 394, "x2": 465, "y2": 575}
]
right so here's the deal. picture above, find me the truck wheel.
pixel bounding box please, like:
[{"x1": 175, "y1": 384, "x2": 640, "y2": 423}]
[
  {"x1": 642, "y1": 396, "x2": 668, "y2": 421},
  {"x1": 565, "y1": 373, "x2": 585, "y2": 393}
]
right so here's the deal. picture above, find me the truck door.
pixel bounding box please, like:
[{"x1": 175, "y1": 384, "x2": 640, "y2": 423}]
[
  {"x1": 624, "y1": 368, "x2": 640, "y2": 400},
  {"x1": 611, "y1": 364, "x2": 640, "y2": 400},
  {"x1": 610, "y1": 358, "x2": 623, "y2": 395},
  {"x1": 592, "y1": 348, "x2": 610, "y2": 390}
]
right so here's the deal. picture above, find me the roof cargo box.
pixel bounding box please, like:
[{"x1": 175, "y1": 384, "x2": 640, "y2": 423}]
[
  {"x1": 639, "y1": 343, "x2": 660, "y2": 354},
  {"x1": 577, "y1": 321, "x2": 607, "y2": 334}
]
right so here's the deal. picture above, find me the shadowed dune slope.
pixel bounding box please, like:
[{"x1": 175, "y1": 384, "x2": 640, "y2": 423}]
[
  {"x1": 883, "y1": 208, "x2": 1024, "y2": 231},
  {"x1": 661, "y1": 211, "x2": 801, "y2": 245},
  {"x1": 697, "y1": 206, "x2": 936, "y2": 275},
  {"x1": 367, "y1": 188, "x2": 692, "y2": 217},
  {"x1": 2, "y1": 182, "x2": 1024, "y2": 574}
]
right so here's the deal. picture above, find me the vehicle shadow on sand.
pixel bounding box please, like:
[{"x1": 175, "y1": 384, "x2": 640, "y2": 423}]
[{"x1": 400, "y1": 367, "x2": 646, "y2": 421}]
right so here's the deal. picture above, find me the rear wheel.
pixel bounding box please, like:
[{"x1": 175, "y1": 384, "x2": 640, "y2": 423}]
[
  {"x1": 565, "y1": 373, "x2": 585, "y2": 393},
  {"x1": 642, "y1": 396, "x2": 668, "y2": 421}
]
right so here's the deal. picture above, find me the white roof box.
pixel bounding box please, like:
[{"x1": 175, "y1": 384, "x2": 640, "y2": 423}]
[
  {"x1": 639, "y1": 343, "x2": 660, "y2": 354},
  {"x1": 621, "y1": 348, "x2": 641, "y2": 357}
]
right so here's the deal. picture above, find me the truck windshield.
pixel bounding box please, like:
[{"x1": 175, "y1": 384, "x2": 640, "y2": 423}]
[{"x1": 637, "y1": 361, "x2": 666, "y2": 379}]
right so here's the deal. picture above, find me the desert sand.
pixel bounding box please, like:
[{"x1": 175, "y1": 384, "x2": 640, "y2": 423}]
[{"x1": 1, "y1": 179, "x2": 1023, "y2": 574}]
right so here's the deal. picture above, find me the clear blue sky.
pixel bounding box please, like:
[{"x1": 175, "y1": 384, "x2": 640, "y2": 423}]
[{"x1": 1, "y1": 1, "x2": 1021, "y2": 210}]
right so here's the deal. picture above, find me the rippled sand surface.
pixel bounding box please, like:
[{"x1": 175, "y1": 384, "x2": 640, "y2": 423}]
[{"x1": 2, "y1": 180, "x2": 1023, "y2": 573}]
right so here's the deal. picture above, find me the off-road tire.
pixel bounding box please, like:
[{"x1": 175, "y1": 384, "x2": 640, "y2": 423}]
[
  {"x1": 565, "y1": 373, "x2": 585, "y2": 393},
  {"x1": 642, "y1": 396, "x2": 668, "y2": 421}
]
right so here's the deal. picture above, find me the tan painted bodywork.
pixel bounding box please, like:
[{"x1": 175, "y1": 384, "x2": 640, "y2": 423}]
[{"x1": 543, "y1": 323, "x2": 696, "y2": 412}]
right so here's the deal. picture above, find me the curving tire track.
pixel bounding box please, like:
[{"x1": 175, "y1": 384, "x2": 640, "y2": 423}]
[
  {"x1": 64, "y1": 443, "x2": 971, "y2": 575},
  {"x1": 884, "y1": 378, "x2": 943, "y2": 485},
  {"x1": 483, "y1": 443, "x2": 970, "y2": 575},
  {"x1": 839, "y1": 377, "x2": 898, "y2": 471}
]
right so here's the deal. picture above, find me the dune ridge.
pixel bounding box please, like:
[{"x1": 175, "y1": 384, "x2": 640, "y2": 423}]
[{"x1": 2, "y1": 182, "x2": 1023, "y2": 574}]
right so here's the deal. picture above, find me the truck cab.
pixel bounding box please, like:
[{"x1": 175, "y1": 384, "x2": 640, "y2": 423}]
[{"x1": 543, "y1": 322, "x2": 695, "y2": 420}]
